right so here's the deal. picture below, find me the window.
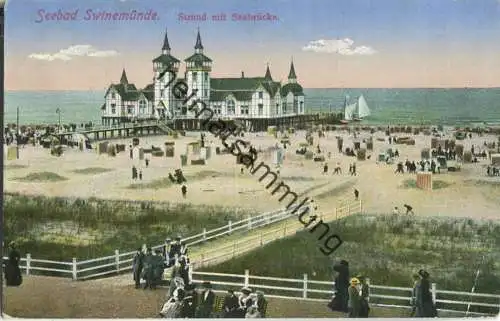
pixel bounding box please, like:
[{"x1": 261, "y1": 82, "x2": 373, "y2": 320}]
[
  {"x1": 258, "y1": 104, "x2": 263, "y2": 116},
  {"x1": 282, "y1": 102, "x2": 287, "y2": 114},
  {"x1": 276, "y1": 103, "x2": 280, "y2": 115},
  {"x1": 111, "y1": 92, "x2": 116, "y2": 99},
  {"x1": 241, "y1": 105, "x2": 249, "y2": 115},
  {"x1": 300, "y1": 101, "x2": 304, "y2": 113},
  {"x1": 192, "y1": 72, "x2": 197, "y2": 82},
  {"x1": 215, "y1": 105, "x2": 222, "y2": 115},
  {"x1": 227, "y1": 100, "x2": 235, "y2": 115},
  {"x1": 204, "y1": 72, "x2": 208, "y2": 81},
  {"x1": 111, "y1": 103, "x2": 116, "y2": 114},
  {"x1": 127, "y1": 105, "x2": 134, "y2": 114},
  {"x1": 139, "y1": 100, "x2": 147, "y2": 114},
  {"x1": 204, "y1": 89, "x2": 208, "y2": 97},
  {"x1": 258, "y1": 91, "x2": 263, "y2": 99}
]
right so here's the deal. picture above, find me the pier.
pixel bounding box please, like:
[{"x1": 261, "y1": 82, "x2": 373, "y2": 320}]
[{"x1": 58, "y1": 113, "x2": 342, "y2": 142}]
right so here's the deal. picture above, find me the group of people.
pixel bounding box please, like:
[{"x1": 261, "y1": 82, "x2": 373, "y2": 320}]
[
  {"x1": 160, "y1": 281, "x2": 267, "y2": 319},
  {"x1": 132, "y1": 237, "x2": 190, "y2": 290},
  {"x1": 328, "y1": 260, "x2": 370, "y2": 318}
]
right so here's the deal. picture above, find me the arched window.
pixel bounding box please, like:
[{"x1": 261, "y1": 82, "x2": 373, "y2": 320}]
[{"x1": 227, "y1": 99, "x2": 235, "y2": 115}]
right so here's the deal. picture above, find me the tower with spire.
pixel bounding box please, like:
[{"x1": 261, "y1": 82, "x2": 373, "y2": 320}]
[
  {"x1": 184, "y1": 29, "x2": 212, "y2": 115},
  {"x1": 281, "y1": 59, "x2": 305, "y2": 115},
  {"x1": 287, "y1": 60, "x2": 297, "y2": 83},
  {"x1": 152, "y1": 28, "x2": 180, "y2": 119},
  {"x1": 120, "y1": 69, "x2": 129, "y2": 85}
]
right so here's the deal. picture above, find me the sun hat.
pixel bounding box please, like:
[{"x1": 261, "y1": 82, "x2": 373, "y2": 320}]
[{"x1": 350, "y1": 277, "x2": 360, "y2": 284}]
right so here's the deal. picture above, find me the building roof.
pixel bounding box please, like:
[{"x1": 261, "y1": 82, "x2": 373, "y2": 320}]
[
  {"x1": 264, "y1": 65, "x2": 272, "y2": 80},
  {"x1": 288, "y1": 61, "x2": 297, "y2": 79},
  {"x1": 162, "y1": 28, "x2": 171, "y2": 51},
  {"x1": 101, "y1": 103, "x2": 105, "y2": 110},
  {"x1": 120, "y1": 69, "x2": 129, "y2": 84},
  {"x1": 194, "y1": 29, "x2": 204, "y2": 50},
  {"x1": 209, "y1": 77, "x2": 282, "y2": 102},
  {"x1": 184, "y1": 53, "x2": 212, "y2": 66},
  {"x1": 106, "y1": 82, "x2": 155, "y2": 102},
  {"x1": 152, "y1": 54, "x2": 181, "y2": 66},
  {"x1": 281, "y1": 82, "x2": 304, "y2": 97}
]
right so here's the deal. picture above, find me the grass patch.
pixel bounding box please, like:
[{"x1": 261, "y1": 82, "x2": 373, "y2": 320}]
[
  {"x1": 401, "y1": 178, "x2": 452, "y2": 190},
  {"x1": 3, "y1": 192, "x2": 251, "y2": 263},
  {"x1": 200, "y1": 214, "x2": 500, "y2": 315},
  {"x1": 4, "y1": 164, "x2": 28, "y2": 170},
  {"x1": 73, "y1": 167, "x2": 114, "y2": 175},
  {"x1": 14, "y1": 172, "x2": 68, "y2": 182},
  {"x1": 315, "y1": 180, "x2": 356, "y2": 199},
  {"x1": 127, "y1": 170, "x2": 226, "y2": 190}
]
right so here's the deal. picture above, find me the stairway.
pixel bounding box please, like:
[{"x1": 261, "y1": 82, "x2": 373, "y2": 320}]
[{"x1": 156, "y1": 122, "x2": 175, "y2": 135}]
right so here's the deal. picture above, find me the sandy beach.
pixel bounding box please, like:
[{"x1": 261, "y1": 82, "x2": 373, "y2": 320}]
[{"x1": 4, "y1": 128, "x2": 500, "y2": 220}]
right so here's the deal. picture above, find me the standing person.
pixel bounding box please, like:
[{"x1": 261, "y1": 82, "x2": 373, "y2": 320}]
[
  {"x1": 347, "y1": 277, "x2": 361, "y2": 318},
  {"x1": 139, "y1": 170, "x2": 143, "y2": 180},
  {"x1": 351, "y1": 163, "x2": 357, "y2": 176},
  {"x1": 151, "y1": 249, "x2": 165, "y2": 290},
  {"x1": 354, "y1": 189, "x2": 359, "y2": 201},
  {"x1": 4, "y1": 242, "x2": 22, "y2": 286},
  {"x1": 323, "y1": 163, "x2": 329, "y2": 174},
  {"x1": 195, "y1": 281, "x2": 215, "y2": 318},
  {"x1": 410, "y1": 273, "x2": 420, "y2": 317},
  {"x1": 163, "y1": 238, "x2": 172, "y2": 267},
  {"x1": 357, "y1": 275, "x2": 370, "y2": 317},
  {"x1": 237, "y1": 287, "x2": 252, "y2": 318},
  {"x1": 223, "y1": 289, "x2": 240, "y2": 318},
  {"x1": 329, "y1": 260, "x2": 350, "y2": 312},
  {"x1": 393, "y1": 207, "x2": 400, "y2": 215},
  {"x1": 132, "y1": 248, "x2": 145, "y2": 289},
  {"x1": 132, "y1": 166, "x2": 137, "y2": 180},
  {"x1": 255, "y1": 291, "x2": 268, "y2": 318},
  {"x1": 348, "y1": 163, "x2": 353, "y2": 175},
  {"x1": 170, "y1": 237, "x2": 182, "y2": 261},
  {"x1": 181, "y1": 185, "x2": 187, "y2": 198},
  {"x1": 178, "y1": 256, "x2": 191, "y2": 287},
  {"x1": 179, "y1": 242, "x2": 188, "y2": 257},
  {"x1": 416, "y1": 270, "x2": 437, "y2": 317},
  {"x1": 129, "y1": 145, "x2": 133, "y2": 159},
  {"x1": 142, "y1": 248, "x2": 154, "y2": 290},
  {"x1": 145, "y1": 158, "x2": 150, "y2": 167}
]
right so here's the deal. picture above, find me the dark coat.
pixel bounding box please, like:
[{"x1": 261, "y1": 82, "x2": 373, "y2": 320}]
[
  {"x1": 5, "y1": 248, "x2": 22, "y2": 287},
  {"x1": 223, "y1": 294, "x2": 240, "y2": 318},
  {"x1": 331, "y1": 261, "x2": 350, "y2": 312},
  {"x1": 416, "y1": 278, "x2": 436, "y2": 317},
  {"x1": 347, "y1": 285, "x2": 361, "y2": 318},
  {"x1": 170, "y1": 243, "x2": 181, "y2": 258},
  {"x1": 359, "y1": 284, "x2": 370, "y2": 317},
  {"x1": 195, "y1": 290, "x2": 215, "y2": 318},
  {"x1": 132, "y1": 252, "x2": 144, "y2": 278},
  {"x1": 179, "y1": 295, "x2": 196, "y2": 318}
]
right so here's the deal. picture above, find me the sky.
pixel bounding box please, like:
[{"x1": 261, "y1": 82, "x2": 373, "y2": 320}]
[{"x1": 5, "y1": 0, "x2": 500, "y2": 90}]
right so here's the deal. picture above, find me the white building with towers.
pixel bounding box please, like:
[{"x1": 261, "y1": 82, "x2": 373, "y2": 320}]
[{"x1": 101, "y1": 29, "x2": 305, "y2": 126}]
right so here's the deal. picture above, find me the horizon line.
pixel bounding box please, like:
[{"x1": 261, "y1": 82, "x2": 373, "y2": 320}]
[{"x1": 5, "y1": 86, "x2": 500, "y2": 92}]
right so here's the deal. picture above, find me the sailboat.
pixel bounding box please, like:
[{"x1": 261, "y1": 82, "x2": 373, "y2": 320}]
[{"x1": 341, "y1": 95, "x2": 371, "y2": 123}]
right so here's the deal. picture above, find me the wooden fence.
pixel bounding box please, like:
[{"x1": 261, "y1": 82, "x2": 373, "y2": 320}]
[
  {"x1": 2, "y1": 199, "x2": 361, "y2": 281},
  {"x1": 190, "y1": 270, "x2": 500, "y2": 317}
]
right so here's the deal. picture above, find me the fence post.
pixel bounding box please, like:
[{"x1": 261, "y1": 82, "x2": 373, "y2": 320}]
[
  {"x1": 115, "y1": 249, "x2": 120, "y2": 273},
  {"x1": 366, "y1": 277, "x2": 371, "y2": 303},
  {"x1": 260, "y1": 232, "x2": 263, "y2": 246},
  {"x1": 233, "y1": 241, "x2": 236, "y2": 258},
  {"x1": 228, "y1": 221, "x2": 232, "y2": 234},
  {"x1": 203, "y1": 228, "x2": 207, "y2": 242},
  {"x1": 359, "y1": 200, "x2": 363, "y2": 213},
  {"x1": 431, "y1": 283, "x2": 437, "y2": 304},
  {"x1": 283, "y1": 221, "x2": 287, "y2": 236},
  {"x1": 347, "y1": 204, "x2": 350, "y2": 215},
  {"x1": 244, "y1": 269, "x2": 250, "y2": 287},
  {"x1": 303, "y1": 273, "x2": 308, "y2": 298},
  {"x1": 247, "y1": 215, "x2": 252, "y2": 230},
  {"x1": 201, "y1": 254, "x2": 205, "y2": 268},
  {"x1": 72, "y1": 258, "x2": 77, "y2": 281},
  {"x1": 26, "y1": 253, "x2": 31, "y2": 276},
  {"x1": 335, "y1": 208, "x2": 338, "y2": 220}
]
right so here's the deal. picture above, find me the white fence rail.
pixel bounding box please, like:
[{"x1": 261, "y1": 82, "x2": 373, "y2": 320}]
[
  {"x1": 190, "y1": 270, "x2": 500, "y2": 317},
  {"x1": 2, "y1": 202, "x2": 315, "y2": 281}
]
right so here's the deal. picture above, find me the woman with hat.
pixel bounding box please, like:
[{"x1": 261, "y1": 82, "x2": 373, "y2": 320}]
[
  {"x1": 4, "y1": 241, "x2": 22, "y2": 286},
  {"x1": 159, "y1": 276, "x2": 185, "y2": 318},
  {"x1": 236, "y1": 287, "x2": 252, "y2": 318},
  {"x1": 347, "y1": 277, "x2": 361, "y2": 318},
  {"x1": 416, "y1": 269, "x2": 437, "y2": 317}
]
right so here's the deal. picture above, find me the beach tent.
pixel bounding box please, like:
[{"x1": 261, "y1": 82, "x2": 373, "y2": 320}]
[{"x1": 491, "y1": 154, "x2": 500, "y2": 166}]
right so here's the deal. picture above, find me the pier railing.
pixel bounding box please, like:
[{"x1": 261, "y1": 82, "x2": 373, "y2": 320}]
[{"x1": 189, "y1": 270, "x2": 500, "y2": 317}]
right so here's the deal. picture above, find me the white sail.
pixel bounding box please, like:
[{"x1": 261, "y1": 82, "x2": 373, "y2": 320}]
[
  {"x1": 344, "y1": 103, "x2": 357, "y2": 120},
  {"x1": 357, "y1": 95, "x2": 370, "y2": 118}
]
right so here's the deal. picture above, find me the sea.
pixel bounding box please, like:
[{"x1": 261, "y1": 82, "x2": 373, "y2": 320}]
[{"x1": 5, "y1": 88, "x2": 500, "y2": 127}]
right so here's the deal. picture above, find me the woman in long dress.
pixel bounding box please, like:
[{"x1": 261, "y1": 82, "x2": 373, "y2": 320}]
[{"x1": 5, "y1": 242, "x2": 22, "y2": 287}]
